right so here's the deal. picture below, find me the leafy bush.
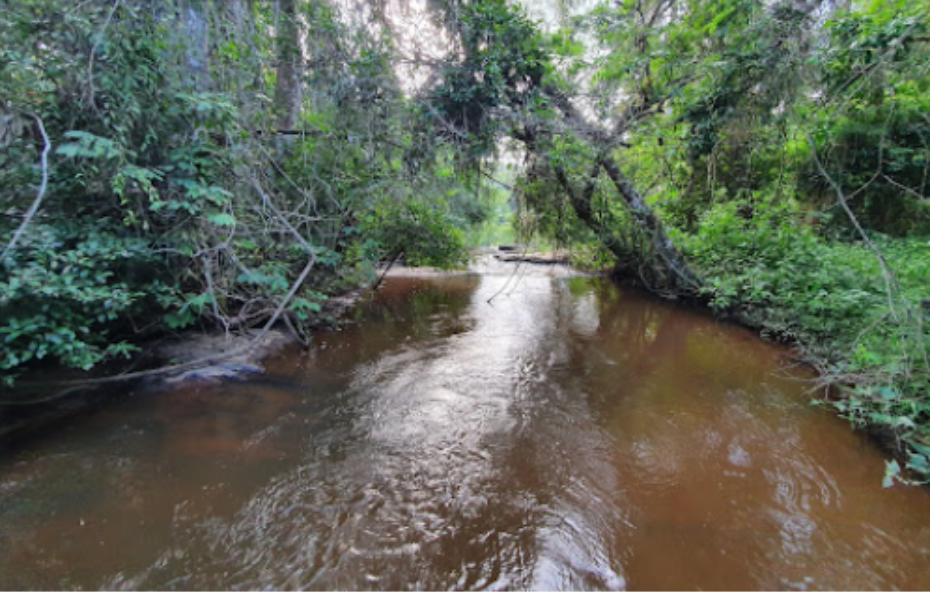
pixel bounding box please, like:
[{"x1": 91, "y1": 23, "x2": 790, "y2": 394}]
[
  {"x1": 0, "y1": 223, "x2": 167, "y2": 379},
  {"x1": 679, "y1": 199, "x2": 930, "y2": 483},
  {"x1": 0, "y1": 0, "x2": 494, "y2": 384},
  {"x1": 681, "y1": 200, "x2": 881, "y2": 345},
  {"x1": 357, "y1": 196, "x2": 468, "y2": 269}
]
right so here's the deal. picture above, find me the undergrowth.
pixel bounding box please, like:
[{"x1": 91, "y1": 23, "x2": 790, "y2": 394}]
[{"x1": 677, "y1": 200, "x2": 930, "y2": 485}]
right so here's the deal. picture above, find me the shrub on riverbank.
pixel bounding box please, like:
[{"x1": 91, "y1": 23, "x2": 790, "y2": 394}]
[{"x1": 677, "y1": 201, "x2": 930, "y2": 484}]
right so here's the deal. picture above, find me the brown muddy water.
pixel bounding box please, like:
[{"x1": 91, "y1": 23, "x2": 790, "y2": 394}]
[{"x1": 2, "y1": 259, "x2": 930, "y2": 590}]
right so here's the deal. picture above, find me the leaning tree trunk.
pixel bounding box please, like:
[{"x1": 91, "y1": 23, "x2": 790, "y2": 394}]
[
  {"x1": 596, "y1": 154, "x2": 699, "y2": 292},
  {"x1": 551, "y1": 162, "x2": 628, "y2": 260},
  {"x1": 537, "y1": 86, "x2": 700, "y2": 293},
  {"x1": 547, "y1": 152, "x2": 698, "y2": 294}
]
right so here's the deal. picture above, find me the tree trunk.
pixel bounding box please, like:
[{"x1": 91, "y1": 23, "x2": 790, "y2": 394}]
[
  {"x1": 535, "y1": 85, "x2": 699, "y2": 292},
  {"x1": 551, "y1": 162, "x2": 626, "y2": 260},
  {"x1": 548, "y1": 152, "x2": 698, "y2": 293},
  {"x1": 596, "y1": 154, "x2": 699, "y2": 291},
  {"x1": 274, "y1": 0, "x2": 303, "y2": 132},
  {"x1": 181, "y1": 0, "x2": 211, "y2": 91}
]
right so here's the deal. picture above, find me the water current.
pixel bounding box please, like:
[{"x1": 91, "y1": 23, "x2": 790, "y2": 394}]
[{"x1": 2, "y1": 259, "x2": 930, "y2": 590}]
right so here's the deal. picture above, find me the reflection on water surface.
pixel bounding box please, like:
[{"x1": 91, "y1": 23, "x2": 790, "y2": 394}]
[{"x1": 2, "y1": 260, "x2": 930, "y2": 590}]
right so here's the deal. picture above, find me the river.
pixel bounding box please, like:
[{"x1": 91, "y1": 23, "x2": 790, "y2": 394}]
[{"x1": 1, "y1": 258, "x2": 930, "y2": 590}]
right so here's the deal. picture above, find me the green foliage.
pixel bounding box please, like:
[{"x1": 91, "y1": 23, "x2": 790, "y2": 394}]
[
  {"x1": 804, "y1": 9, "x2": 930, "y2": 236},
  {"x1": 0, "y1": 0, "x2": 489, "y2": 383},
  {"x1": 428, "y1": 0, "x2": 548, "y2": 157},
  {"x1": 680, "y1": 199, "x2": 886, "y2": 345},
  {"x1": 0, "y1": 223, "x2": 163, "y2": 373},
  {"x1": 464, "y1": 177, "x2": 517, "y2": 248},
  {"x1": 679, "y1": 199, "x2": 930, "y2": 482},
  {"x1": 0, "y1": 0, "x2": 245, "y2": 379},
  {"x1": 357, "y1": 195, "x2": 468, "y2": 269}
]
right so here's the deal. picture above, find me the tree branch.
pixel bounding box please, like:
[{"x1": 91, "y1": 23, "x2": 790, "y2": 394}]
[
  {"x1": 805, "y1": 131, "x2": 906, "y2": 324},
  {"x1": 1, "y1": 115, "x2": 51, "y2": 262}
]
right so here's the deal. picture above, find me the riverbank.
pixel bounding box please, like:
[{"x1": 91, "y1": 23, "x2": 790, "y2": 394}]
[
  {"x1": 0, "y1": 286, "x2": 371, "y2": 447},
  {"x1": 671, "y1": 223, "x2": 930, "y2": 485},
  {"x1": 0, "y1": 251, "x2": 588, "y2": 447},
  {"x1": 549, "y1": 229, "x2": 929, "y2": 486}
]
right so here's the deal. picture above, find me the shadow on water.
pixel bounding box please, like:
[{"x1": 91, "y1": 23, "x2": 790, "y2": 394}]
[{"x1": 1, "y1": 260, "x2": 930, "y2": 590}]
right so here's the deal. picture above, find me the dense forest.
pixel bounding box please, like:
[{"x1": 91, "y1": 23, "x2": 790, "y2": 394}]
[{"x1": 1, "y1": 0, "x2": 929, "y2": 483}]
